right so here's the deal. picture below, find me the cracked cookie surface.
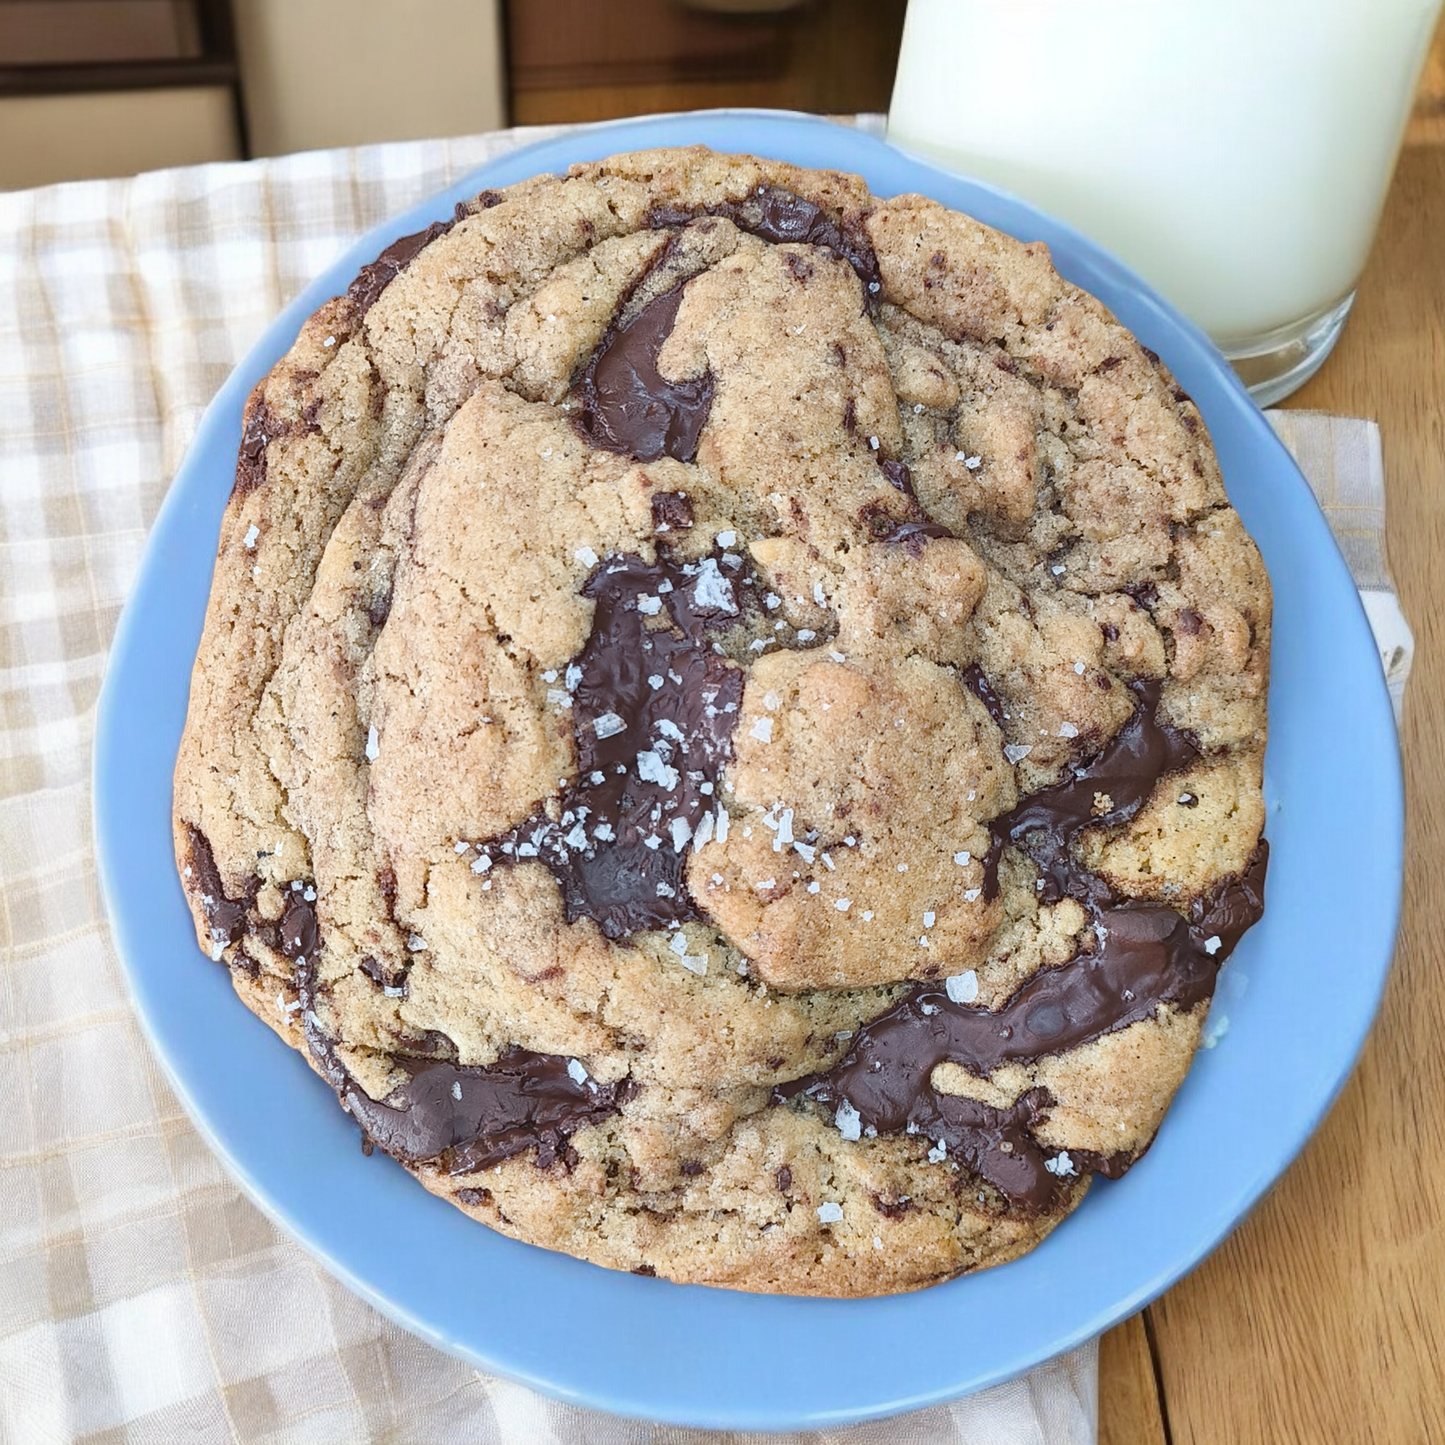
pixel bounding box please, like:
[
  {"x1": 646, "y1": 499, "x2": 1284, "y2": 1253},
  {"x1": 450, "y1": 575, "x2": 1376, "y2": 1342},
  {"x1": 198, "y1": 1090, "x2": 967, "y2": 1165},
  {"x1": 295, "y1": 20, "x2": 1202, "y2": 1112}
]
[{"x1": 173, "y1": 146, "x2": 1270, "y2": 1296}]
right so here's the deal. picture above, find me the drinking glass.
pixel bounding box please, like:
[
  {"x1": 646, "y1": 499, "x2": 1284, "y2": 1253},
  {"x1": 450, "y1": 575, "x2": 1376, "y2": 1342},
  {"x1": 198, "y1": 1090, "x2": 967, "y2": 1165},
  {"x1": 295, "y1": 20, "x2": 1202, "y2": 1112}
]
[{"x1": 888, "y1": 0, "x2": 1443, "y2": 404}]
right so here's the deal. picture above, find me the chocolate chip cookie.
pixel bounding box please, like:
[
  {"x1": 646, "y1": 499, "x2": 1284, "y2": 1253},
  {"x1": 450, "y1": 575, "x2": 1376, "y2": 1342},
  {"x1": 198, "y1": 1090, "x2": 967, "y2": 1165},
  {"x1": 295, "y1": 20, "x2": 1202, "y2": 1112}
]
[{"x1": 173, "y1": 147, "x2": 1270, "y2": 1296}]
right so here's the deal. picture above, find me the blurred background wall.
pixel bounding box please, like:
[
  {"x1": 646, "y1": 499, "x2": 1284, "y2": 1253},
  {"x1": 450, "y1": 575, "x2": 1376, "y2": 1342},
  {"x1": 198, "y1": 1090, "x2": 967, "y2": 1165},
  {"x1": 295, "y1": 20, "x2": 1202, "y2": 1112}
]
[
  {"x1": 3, "y1": 0, "x2": 1440, "y2": 190},
  {"x1": 0, "y1": 0, "x2": 906, "y2": 189}
]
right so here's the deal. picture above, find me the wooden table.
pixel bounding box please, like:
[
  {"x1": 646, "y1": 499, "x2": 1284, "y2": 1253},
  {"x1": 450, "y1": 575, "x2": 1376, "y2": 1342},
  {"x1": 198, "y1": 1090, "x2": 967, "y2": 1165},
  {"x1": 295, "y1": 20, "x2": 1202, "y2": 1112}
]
[{"x1": 1099, "y1": 27, "x2": 1445, "y2": 1445}]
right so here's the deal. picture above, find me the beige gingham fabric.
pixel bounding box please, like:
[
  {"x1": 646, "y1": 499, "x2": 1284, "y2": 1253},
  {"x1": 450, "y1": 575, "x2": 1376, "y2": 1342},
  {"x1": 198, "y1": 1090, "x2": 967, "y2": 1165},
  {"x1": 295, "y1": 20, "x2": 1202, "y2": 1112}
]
[{"x1": 0, "y1": 121, "x2": 1402, "y2": 1444}]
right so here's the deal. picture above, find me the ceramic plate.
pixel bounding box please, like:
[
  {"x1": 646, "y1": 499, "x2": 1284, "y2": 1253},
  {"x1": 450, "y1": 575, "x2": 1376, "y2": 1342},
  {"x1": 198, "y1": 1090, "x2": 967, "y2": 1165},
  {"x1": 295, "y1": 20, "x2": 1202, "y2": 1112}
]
[{"x1": 94, "y1": 111, "x2": 1403, "y2": 1430}]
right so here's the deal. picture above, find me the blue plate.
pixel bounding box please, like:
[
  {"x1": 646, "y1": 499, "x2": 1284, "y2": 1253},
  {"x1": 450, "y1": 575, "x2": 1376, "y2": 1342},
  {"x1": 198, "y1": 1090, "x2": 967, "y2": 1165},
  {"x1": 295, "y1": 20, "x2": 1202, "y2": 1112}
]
[{"x1": 94, "y1": 111, "x2": 1403, "y2": 1430}]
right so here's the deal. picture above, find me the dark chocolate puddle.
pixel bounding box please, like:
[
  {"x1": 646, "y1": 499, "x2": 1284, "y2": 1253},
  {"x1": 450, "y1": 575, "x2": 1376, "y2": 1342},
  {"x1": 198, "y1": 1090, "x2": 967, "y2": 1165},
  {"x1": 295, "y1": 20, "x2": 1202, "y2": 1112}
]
[
  {"x1": 483, "y1": 548, "x2": 758, "y2": 939},
  {"x1": 984, "y1": 678, "x2": 1200, "y2": 904},
  {"x1": 573, "y1": 281, "x2": 715, "y2": 463},
  {"x1": 183, "y1": 830, "x2": 631, "y2": 1175},
  {"x1": 183, "y1": 824, "x2": 254, "y2": 948},
  {"x1": 294, "y1": 957, "x2": 632, "y2": 1174},
  {"x1": 776, "y1": 678, "x2": 1267, "y2": 1212}
]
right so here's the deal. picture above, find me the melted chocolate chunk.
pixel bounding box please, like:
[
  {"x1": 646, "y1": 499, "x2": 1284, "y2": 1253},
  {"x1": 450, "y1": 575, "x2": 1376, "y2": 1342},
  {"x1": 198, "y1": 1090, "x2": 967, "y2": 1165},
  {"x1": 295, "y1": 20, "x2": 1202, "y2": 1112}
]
[
  {"x1": 858, "y1": 501, "x2": 954, "y2": 554},
  {"x1": 346, "y1": 218, "x2": 455, "y2": 316},
  {"x1": 779, "y1": 843, "x2": 1267, "y2": 1211},
  {"x1": 650, "y1": 491, "x2": 694, "y2": 533},
  {"x1": 649, "y1": 186, "x2": 881, "y2": 302},
  {"x1": 986, "y1": 678, "x2": 1199, "y2": 904},
  {"x1": 347, "y1": 1047, "x2": 632, "y2": 1174},
  {"x1": 292, "y1": 958, "x2": 631, "y2": 1174},
  {"x1": 484, "y1": 551, "x2": 751, "y2": 939},
  {"x1": 961, "y1": 664, "x2": 1008, "y2": 730},
  {"x1": 278, "y1": 896, "x2": 318, "y2": 959},
  {"x1": 183, "y1": 825, "x2": 253, "y2": 948},
  {"x1": 878, "y1": 458, "x2": 917, "y2": 498},
  {"x1": 234, "y1": 397, "x2": 284, "y2": 498},
  {"x1": 772, "y1": 663, "x2": 1267, "y2": 1212},
  {"x1": 573, "y1": 283, "x2": 714, "y2": 463},
  {"x1": 1191, "y1": 839, "x2": 1269, "y2": 958},
  {"x1": 359, "y1": 955, "x2": 407, "y2": 993}
]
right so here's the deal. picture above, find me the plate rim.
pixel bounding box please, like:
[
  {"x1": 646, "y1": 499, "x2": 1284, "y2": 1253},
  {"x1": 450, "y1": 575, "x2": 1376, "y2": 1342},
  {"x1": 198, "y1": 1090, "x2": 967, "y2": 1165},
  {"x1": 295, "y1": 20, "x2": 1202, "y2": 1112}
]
[{"x1": 93, "y1": 108, "x2": 1405, "y2": 1429}]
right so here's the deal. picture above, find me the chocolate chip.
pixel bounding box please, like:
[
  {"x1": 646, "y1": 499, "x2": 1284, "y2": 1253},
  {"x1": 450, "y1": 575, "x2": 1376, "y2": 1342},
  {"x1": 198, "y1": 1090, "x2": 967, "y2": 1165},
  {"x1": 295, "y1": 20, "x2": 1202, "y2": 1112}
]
[
  {"x1": 279, "y1": 897, "x2": 318, "y2": 960},
  {"x1": 233, "y1": 395, "x2": 285, "y2": 498},
  {"x1": 878, "y1": 458, "x2": 916, "y2": 498},
  {"x1": 871, "y1": 1192, "x2": 913, "y2": 1219},
  {"x1": 776, "y1": 1165, "x2": 792, "y2": 1192},
  {"x1": 960, "y1": 664, "x2": 1008, "y2": 730},
  {"x1": 650, "y1": 491, "x2": 694, "y2": 532},
  {"x1": 1176, "y1": 608, "x2": 1203, "y2": 635}
]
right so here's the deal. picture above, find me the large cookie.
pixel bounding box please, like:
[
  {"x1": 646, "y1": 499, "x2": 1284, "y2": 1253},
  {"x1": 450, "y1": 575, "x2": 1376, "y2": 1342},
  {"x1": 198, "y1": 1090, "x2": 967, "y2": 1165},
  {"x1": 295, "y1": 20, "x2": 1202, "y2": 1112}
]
[{"x1": 173, "y1": 147, "x2": 1269, "y2": 1296}]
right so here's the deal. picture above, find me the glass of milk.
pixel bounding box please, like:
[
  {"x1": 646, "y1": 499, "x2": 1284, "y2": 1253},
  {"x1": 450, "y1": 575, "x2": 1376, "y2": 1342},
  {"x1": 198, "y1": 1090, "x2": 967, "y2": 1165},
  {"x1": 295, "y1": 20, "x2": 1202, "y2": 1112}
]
[{"x1": 888, "y1": 0, "x2": 1442, "y2": 404}]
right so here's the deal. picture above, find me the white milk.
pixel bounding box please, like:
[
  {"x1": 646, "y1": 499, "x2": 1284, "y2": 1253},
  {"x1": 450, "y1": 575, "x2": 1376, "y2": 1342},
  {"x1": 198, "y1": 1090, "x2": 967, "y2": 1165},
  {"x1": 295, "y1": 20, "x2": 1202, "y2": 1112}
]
[{"x1": 888, "y1": 0, "x2": 1440, "y2": 347}]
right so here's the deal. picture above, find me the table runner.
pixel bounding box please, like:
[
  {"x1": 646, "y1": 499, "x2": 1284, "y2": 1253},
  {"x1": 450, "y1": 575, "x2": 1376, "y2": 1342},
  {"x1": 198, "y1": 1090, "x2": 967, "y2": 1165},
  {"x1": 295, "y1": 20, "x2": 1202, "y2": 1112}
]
[{"x1": 0, "y1": 121, "x2": 1406, "y2": 1444}]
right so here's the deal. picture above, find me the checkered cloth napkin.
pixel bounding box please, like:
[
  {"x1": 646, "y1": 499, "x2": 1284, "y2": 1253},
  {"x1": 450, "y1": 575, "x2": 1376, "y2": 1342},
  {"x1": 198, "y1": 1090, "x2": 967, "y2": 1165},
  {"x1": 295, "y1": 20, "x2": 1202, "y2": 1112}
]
[{"x1": 0, "y1": 122, "x2": 1408, "y2": 1445}]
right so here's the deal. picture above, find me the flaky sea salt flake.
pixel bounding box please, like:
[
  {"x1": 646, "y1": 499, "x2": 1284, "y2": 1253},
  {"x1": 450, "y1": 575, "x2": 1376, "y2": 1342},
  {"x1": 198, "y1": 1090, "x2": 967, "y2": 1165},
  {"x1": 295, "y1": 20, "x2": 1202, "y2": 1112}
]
[
  {"x1": 945, "y1": 970, "x2": 979, "y2": 1004},
  {"x1": 693, "y1": 557, "x2": 737, "y2": 614},
  {"x1": 636, "y1": 750, "x2": 680, "y2": 790}
]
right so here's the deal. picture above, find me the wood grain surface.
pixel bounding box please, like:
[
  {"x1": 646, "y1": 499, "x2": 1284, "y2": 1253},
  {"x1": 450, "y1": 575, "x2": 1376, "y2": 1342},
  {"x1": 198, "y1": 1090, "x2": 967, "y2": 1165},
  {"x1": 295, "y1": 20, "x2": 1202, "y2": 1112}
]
[{"x1": 1101, "y1": 18, "x2": 1445, "y2": 1445}]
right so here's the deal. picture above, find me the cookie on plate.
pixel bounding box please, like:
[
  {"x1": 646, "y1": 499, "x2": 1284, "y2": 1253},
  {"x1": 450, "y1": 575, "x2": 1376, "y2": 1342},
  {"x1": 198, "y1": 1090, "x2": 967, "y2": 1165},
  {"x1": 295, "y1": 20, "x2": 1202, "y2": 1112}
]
[{"x1": 173, "y1": 146, "x2": 1269, "y2": 1296}]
